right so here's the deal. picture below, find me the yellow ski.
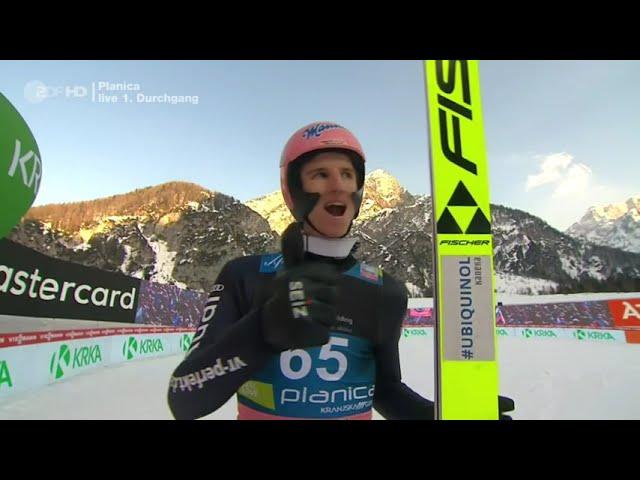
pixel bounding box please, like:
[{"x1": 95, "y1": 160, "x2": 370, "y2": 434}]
[{"x1": 424, "y1": 60, "x2": 499, "y2": 419}]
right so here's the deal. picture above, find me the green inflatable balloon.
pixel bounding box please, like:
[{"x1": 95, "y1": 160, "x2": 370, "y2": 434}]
[{"x1": 0, "y1": 92, "x2": 42, "y2": 239}]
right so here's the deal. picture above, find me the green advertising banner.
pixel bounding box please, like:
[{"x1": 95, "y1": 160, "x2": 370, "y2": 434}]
[{"x1": 0, "y1": 93, "x2": 42, "y2": 239}]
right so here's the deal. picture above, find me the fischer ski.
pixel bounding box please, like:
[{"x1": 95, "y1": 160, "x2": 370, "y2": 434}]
[{"x1": 423, "y1": 60, "x2": 500, "y2": 419}]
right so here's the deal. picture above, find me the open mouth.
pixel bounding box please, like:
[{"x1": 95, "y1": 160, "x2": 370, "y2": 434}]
[{"x1": 324, "y1": 203, "x2": 346, "y2": 217}]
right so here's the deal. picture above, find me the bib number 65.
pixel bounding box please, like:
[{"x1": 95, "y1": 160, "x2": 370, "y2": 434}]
[{"x1": 280, "y1": 337, "x2": 348, "y2": 381}]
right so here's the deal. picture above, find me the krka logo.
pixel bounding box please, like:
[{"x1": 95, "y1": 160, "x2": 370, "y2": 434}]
[
  {"x1": 123, "y1": 336, "x2": 164, "y2": 360},
  {"x1": 403, "y1": 328, "x2": 428, "y2": 338},
  {"x1": 523, "y1": 328, "x2": 556, "y2": 339},
  {"x1": 49, "y1": 343, "x2": 102, "y2": 380},
  {"x1": 180, "y1": 334, "x2": 192, "y2": 352},
  {"x1": 50, "y1": 344, "x2": 71, "y2": 379},
  {"x1": 574, "y1": 330, "x2": 616, "y2": 342},
  {"x1": 123, "y1": 337, "x2": 138, "y2": 360},
  {"x1": 0, "y1": 360, "x2": 13, "y2": 390}
]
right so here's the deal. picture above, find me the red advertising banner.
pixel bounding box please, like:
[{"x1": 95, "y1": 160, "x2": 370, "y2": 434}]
[
  {"x1": 403, "y1": 307, "x2": 433, "y2": 326},
  {"x1": 608, "y1": 299, "x2": 640, "y2": 329},
  {"x1": 625, "y1": 331, "x2": 640, "y2": 344},
  {"x1": 0, "y1": 326, "x2": 196, "y2": 348}
]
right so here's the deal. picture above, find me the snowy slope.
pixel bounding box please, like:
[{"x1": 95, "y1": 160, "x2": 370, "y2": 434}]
[
  {"x1": 1, "y1": 334, "x2": 638, "y2": 420},
  {"x1": 2, "y1": 291, "x2": 638, "y2": 420}
]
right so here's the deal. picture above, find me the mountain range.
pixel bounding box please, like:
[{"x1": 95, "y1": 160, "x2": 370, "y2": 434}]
[{"x1": 8, "y1": 172, "x2": 640, "y2": 296}]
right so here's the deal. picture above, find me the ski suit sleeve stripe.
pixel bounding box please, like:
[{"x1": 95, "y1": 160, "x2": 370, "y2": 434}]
[
  {"x1": 372, "y1": 275, "x2": 435, "y2": 420},
  {"x1": 167, "y1": 259, "x2": 274, "y2": 420}
]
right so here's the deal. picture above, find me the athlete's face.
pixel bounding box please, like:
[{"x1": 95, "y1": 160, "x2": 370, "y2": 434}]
[{"x1": 300, "y1": 152, "x2": 358, "y2": 238}]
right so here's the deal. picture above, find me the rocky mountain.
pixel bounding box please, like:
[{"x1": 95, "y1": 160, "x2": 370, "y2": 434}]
[
  {"x1": 245, "y1": 191, "x2": 293, "y2": 236},
  {"x1": 566, "y1": 195, "x2": 640, "y2": 254},
  {"x1": 10, "y1": 184, "x2": 278, "y2": 293},
  {"x1": 8, "y1": 176, "x2": 640, "y2": 296},
  {"x1": 490, "y1": 205, "x2": 640, "y2": 292},
  {"x1": 350, "y1": 197, "x2": 640, "y2": 296},
  {"x1": 351, "y1": 194, "x2": 432, "y2": 296},
  {"x1": 24, "y1": 181, "x2": 212, "y2": 233}
]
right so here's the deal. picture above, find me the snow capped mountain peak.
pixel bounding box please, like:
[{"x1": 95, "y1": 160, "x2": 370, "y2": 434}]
[
  {"x1": 567, "y1": 194, "x2": 640, "y2": 253},
  {"x1": 590, "y1": 198, "x2": 637, "y2": 222},
  {"x1": 364, "y1": 169, "x2": 406, "y2": 199},
  {"x1": 366, "y1": 169, "x2": 401, "y2": 181}
]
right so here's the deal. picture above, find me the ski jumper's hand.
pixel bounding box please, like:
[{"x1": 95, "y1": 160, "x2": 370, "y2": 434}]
[
  {"x1": 499, "y1": 395, "x2": 516, "y2": 420},
  {"x1": 261, "y1": 222, "x2": 340, "y2": 352}
]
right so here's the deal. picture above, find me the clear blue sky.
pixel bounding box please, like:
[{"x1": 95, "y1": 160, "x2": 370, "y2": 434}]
[{"x1": 3, "y1": 60, "x2": 639, "y2": 231}]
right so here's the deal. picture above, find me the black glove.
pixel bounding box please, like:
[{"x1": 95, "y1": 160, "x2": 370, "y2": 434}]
[
  {"x1": 261, "y1": 222, "x2": 340, "y2": 352},
  {"x1": 499, "y1": 395, "x2": 515, "y2": 420}
]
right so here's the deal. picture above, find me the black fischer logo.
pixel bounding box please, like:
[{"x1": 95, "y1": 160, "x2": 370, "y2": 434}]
[
  {"x1": 434, "y1": 60, "x2": 491, "y2": 235},
  {"x1": 440, "y1": 240, "x2": 489, "y2": 246},
  {"x1": 437, "y1": 181, "x2": 491, "y2": 234}
]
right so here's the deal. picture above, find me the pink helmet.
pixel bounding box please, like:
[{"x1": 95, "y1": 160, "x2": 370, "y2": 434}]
[{"x1": 280, "y1": 121, "x2": 366, "y2": 222}]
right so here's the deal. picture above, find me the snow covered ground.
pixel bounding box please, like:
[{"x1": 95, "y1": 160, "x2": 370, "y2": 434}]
[{"x1": 1, "y1": 333, "x2": 638, "y2": 420}]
